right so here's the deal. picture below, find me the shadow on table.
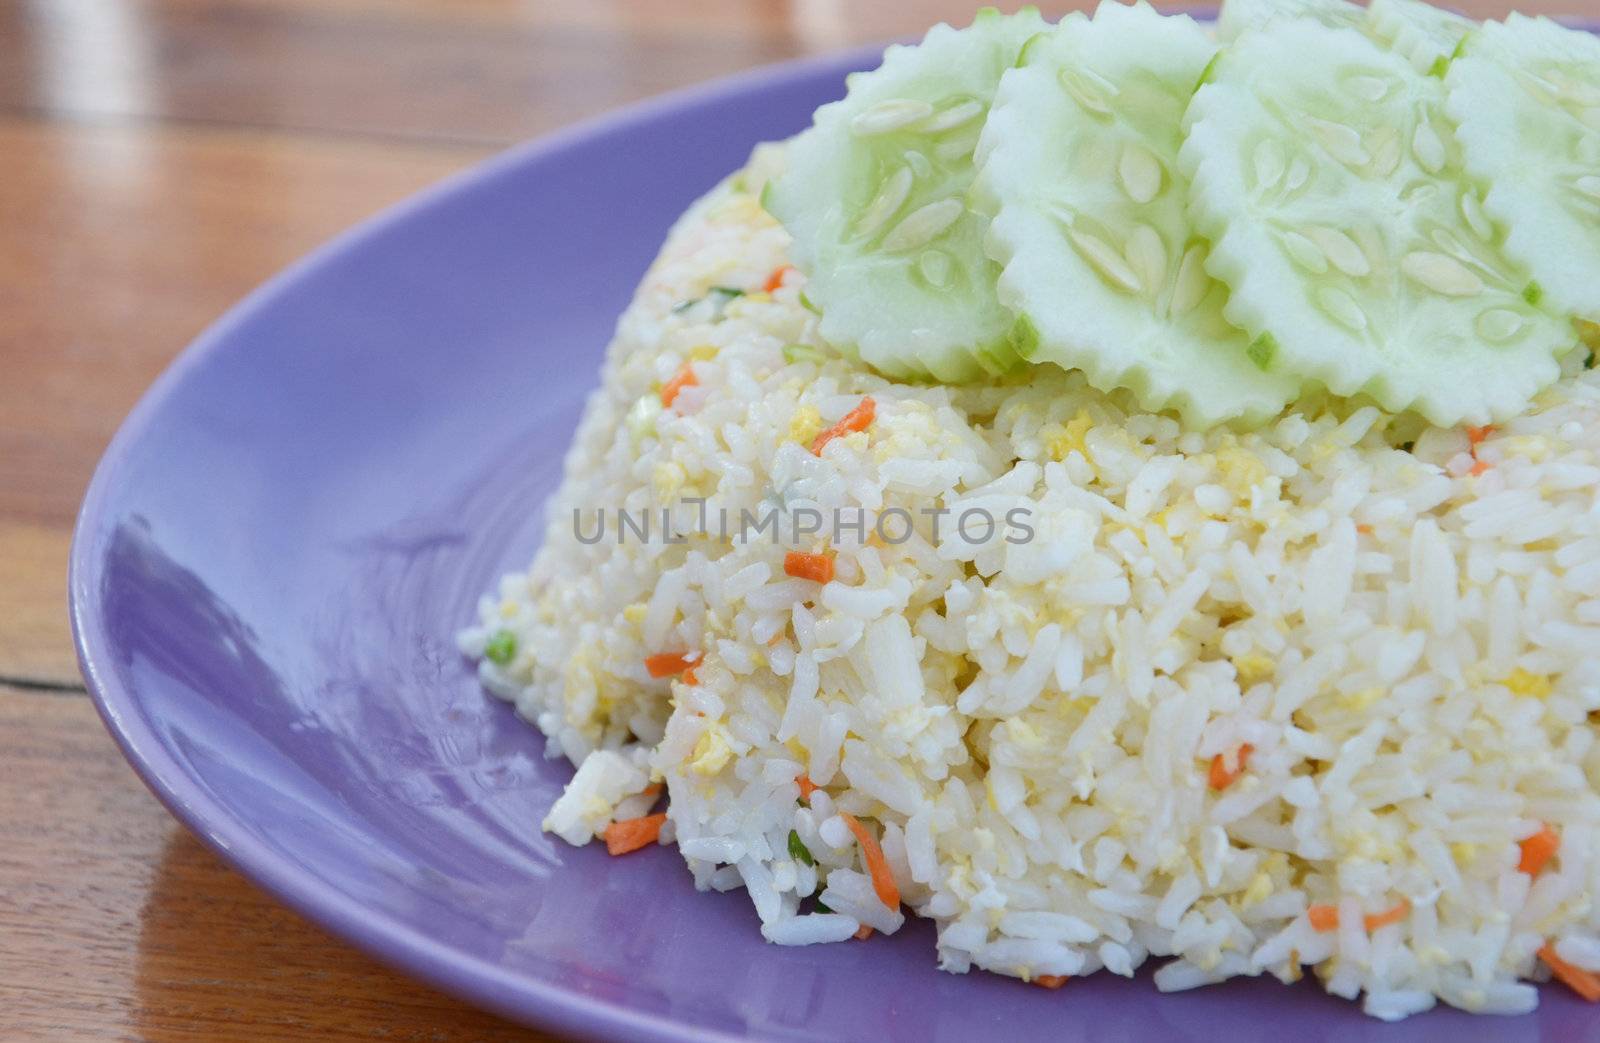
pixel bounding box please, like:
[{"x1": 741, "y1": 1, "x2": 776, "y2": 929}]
[{"x1": 133, "y1": 826, "x2": 540, "y2": 1042}]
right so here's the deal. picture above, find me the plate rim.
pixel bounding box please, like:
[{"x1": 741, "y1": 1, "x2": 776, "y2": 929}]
[{"x1": 67, "y1": 39, "x2": 889, "y2": 1043}]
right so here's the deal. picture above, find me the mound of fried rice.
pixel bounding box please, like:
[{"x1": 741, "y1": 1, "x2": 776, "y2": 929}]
[{"x1": 460, "y1": 156, "x2": 1600, "y2": 1020}]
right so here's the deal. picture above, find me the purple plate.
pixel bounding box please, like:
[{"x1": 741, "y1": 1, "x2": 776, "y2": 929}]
[{"x1": 71, "y1": 24, "x2": 1598, "y2": 1043}]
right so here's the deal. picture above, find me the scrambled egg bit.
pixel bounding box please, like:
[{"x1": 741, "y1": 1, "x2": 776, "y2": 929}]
[
  {"x1": 1231, "y1": 653, "x2": 1276, "y2": 687},
  {"x1": 689, "y1": 725, "x2": 734, "y2": 776},
  {"x1": 1502, "y1": 669, "x2": 1553, "y2": 699},
  {"x1": 787, "y1": 405, "x2": 823, "y2": 446},
  {"x1": 1041, "y1": 409, "x2": 1096, "y2": 463}
]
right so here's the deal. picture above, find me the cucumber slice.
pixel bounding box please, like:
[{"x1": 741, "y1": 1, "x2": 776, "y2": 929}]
[
  {"x1": 1445, "y1": 14, "x2": 1600, "y2": 321},
  {"x1": 1217, "y1": 0, "x2": 1363, "y2": 42},
  {"x1": 1366, "y1": 0, "x2": 1475, "y2": 76},
  {"x1": 1182, "y1": 21, "x2": 1574, "y2": 426},
  {"x1": 762, "y1": 8, "x2": 1049, "y2": 383},
  {"x1": 975, "y1": 1, "x2": 1293, "y2": 426}
]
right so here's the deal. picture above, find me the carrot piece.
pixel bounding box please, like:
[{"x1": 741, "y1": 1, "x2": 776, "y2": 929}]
[
  {"x1": 810, "y1": 397, "x2": 876, "y2": 455},
  {"x1": 1519, "y1": 824, "x2": 1561, "y2": 875},
  {"x1": 1356, "y1": 523, "x2": 1374, "y2": 535},
  {"x1": 839, "y1": 811, "x2": 901, "y2": 911},
  {"x1": 1363, "y1": 899, "x2": 1410, "y2": 932},
  {"x1": 784, "y1": 550, "x2": 836, "y2": 584},
  {"x1": 1209, "y1": 743, "x2": 1254, "y2": 790},
  {"x1": 660, "y1": 361, "x2": 697, "y2": 407},
  {"x1": 853, "y1": 924, "x2": 875, "y2": 941},
  {"x1": 1540, "y1": 944, "x2": 1600, "y2": 1002},
  {"x1": 1033, "y1": 975, "x2": 1069, "y2": 990},
  {"x1": 1308, "y1": 905, "x2": 1340, "y2": 932},
  {"x1": 795, "y1": 774, "x2": 819, "y2": 802},
  {"x1": 640, "y1": 783, "x2": 664, "y2": 799},
  {"x1": 644, "y1": 652, "x2": 698, "y2": 678},
  {"x1": 1308, "y1": 900, "x2": 1409, "y2": 933},
  {"x1": 681, "y1": 664, "x2": 699, "y2": 685},
  {"x1": 1463, "y1": 425, "x2": 1496, "y2": 476},
  {"x1": 603, "y1": 812, "x2": 667, "y2": 856},
  {"x1": 763, "y1": 265, "x2": 795, "y2": 294}
]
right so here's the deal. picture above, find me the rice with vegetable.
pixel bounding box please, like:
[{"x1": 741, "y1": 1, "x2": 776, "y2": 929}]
[{"x1": 460, "y1": 0, "x2": 1600, "y2": 1020}]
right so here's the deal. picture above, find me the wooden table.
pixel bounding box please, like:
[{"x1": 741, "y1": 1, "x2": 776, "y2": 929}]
[{"x1": 0, "y1": 1, "x2": 1576, "y2": 1038}]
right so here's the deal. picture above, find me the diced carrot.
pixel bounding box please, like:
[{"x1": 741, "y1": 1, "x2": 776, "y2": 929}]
[
  {"x1": 1033, "y1": 975, "x2": 1069, "y2": 990},
  {"x1": 854, "y1": 924, "x2": 875, "y2": 941},
  {"x1": 840, "y1": 811, "x2": 901, "y2": 911},
  {"x1": 660, "y1": 361, "x2": 697, "y2": 408},
  {"x1": 810, "y1": 397, "x2": 876, "y2": 456},
  {"x1": 1519, "y1": 824, "x2": 1561, "y2": 876},
  {"x1": 1308, "y1": 900, "x2": 1410, "y2": 933},
  {"x1": 1463, "y1": 425, "x2": 1496, "y2": 477},
  {"x1": 784, "y1": 550, "x2": 836, "y2": 584},
  {"x1": 764, "y1": 265, "x2": 795, "y2": 294},
  {"x1": 1209, "y1": 743, "x2": 1254, "y2": 790},
  {"x1": 640, "y1": 783, "x2": 664, "y2": 799},
  {"x1": 1364, "y1": 899, "x2": 1410, "y2": 932},
  {"x1": 796, "y1": 774, "x2": 819, "y2": 802},
  {"x1": 1356, "y1": 523, "x2": 1374, "y2": 535},
  {"x1": 681, "y1": 664, "x2": 699, "y2": 685},
  {"x1": 603, "y1": 812, "x2": 667, "y2": 856},
  {"x1": 644, "y1": 652, "x2": 698, "y2": 678},
  {"x1": 1540, "y1": 944, "x2": 1600, "y2": 1002}
]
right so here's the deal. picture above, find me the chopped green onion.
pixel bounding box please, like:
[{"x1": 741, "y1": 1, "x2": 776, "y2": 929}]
[
  {"x1": 813, "y1": 900, "x2": 832, "y2": 914},
  {"x1": 673, "y1": 286, "x2": 746, "y2": 320},
  {"x1": 1586, "y1": 350, "x2": 1596, "y2": 371},
  {"x1": 484, "y1": 630, "x2": 517, "y2": 665},
  {"x1": 782, "y1": 343, "x2": 826, "y2": 365},
  {"x1": 797, "y1": 289, "x2": 820, "y2": 315},
  {"x1": 788, "y1": 829, "x2": 815, "y2": 866}
]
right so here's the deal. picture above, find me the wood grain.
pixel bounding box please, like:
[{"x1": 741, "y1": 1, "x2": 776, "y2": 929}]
[
  {"x1": 5, "y1": 2, "x2": 1558, "y2": 146},
  {"x1": 0, "y1": 521, "x2": 77, "y2": 688},
  {"x1": 0, "y1": 1, "x2": 1580, "y2": 1039},
  {"x1": 0, "y1": 117, "x2": 486, "y2": 534}
]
